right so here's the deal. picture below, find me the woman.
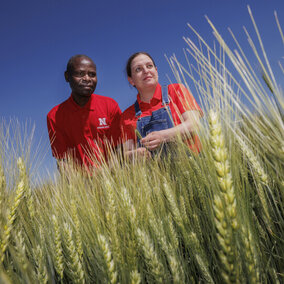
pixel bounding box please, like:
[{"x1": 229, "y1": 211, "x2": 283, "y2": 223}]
[{"x1": 120, "y1": 52, "x2": 203, "y2": 158}]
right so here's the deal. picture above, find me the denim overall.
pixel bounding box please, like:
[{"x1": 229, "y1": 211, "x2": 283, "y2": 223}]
[{"x1": 135, "y1": 85, "x2": 175, "y2": 157}]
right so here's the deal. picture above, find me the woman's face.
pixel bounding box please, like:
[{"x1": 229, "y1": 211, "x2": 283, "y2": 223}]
[{"x1": 128, "y1": 54, "x2": 158, "y2": 91}]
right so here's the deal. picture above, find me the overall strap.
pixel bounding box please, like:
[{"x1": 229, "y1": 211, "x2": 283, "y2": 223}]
[
  {"x1": 134, "y1": 100, "x2": 142, "y2": 117},
  {"x1": 161, "y1": 85, "x2": 170, "y2": 105}
]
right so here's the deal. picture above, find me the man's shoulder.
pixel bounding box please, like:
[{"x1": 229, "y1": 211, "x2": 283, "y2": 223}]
[
  {"x1": 47, "y1": 98, "x2": 70, "y2": 119},
  {"x1": 91, "y1": 94, "x2": 121, "y2": 114},
  {"x1": 92, "y1": 94, "x2": 118, "y2": 106}
]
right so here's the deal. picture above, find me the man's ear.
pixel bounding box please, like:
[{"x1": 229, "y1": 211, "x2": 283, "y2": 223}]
[
  {"x1": 64, "y1": 71, "x2": 70, "y2": 82},
  {"x1": 128, "y1": 76, "x2": 134, "y2": 86}
]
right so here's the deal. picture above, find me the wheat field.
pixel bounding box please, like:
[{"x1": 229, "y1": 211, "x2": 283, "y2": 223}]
[{"x1": 0, "y1": 7, "x2": 283, "y2": 283}]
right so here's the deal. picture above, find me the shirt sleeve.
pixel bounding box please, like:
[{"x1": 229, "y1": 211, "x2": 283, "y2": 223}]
[
  {"x1": 46, "y1": 114, "x2": 68, "y2": 160},
  {"x1": 120, "y1": 112, "x2": 136, "y2": 143},
  {"x1": 107, "y1": 102, "x2": 122, "y2": 147},
  {"x1": 169, "y1": 84, "x2": 203, "y2": 116}
]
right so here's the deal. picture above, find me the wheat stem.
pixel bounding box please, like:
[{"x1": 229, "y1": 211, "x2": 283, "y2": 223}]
[{"x1": 97, "y1": 234, "x2": 118, "y2": 284}]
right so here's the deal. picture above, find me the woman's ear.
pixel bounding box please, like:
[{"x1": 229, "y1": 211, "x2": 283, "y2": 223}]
[{"x1": 128, "y1": 76, "x2": 135, "y2": 86}]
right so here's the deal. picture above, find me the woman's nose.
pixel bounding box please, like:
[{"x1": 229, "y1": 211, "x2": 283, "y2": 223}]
[{"x1": 142, "y1": 66, "x2": 149, "y2": 73}]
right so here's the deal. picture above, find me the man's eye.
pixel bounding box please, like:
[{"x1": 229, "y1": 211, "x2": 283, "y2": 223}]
[
  {"x1": 74, "y1": 71, "x2": 85, "y2": 77},
  {"x1": 89, "y1": 72, "x2": 96, "y2": 78}
]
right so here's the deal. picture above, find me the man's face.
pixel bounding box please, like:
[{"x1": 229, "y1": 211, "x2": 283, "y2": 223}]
[{"x1": 66, "y1": 57, "x2": 97, "y2": 97}]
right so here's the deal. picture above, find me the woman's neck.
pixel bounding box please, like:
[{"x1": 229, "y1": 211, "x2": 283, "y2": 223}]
[{"x1": 138, "y1": 86, "x2": 156, "y2": 103}]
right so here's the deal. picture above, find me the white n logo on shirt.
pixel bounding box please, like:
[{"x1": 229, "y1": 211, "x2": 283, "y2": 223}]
[
  {"x1": 99, "y1": 118, "x2": 107, "y2": 126},
  {"x1": 97, "y1": 117, "x2": 109, "y2": 129}
]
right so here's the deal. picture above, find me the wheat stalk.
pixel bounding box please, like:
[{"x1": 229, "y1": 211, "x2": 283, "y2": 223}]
[
  {"x1": 33, "y1": 244, "x2": 48, "y2": 284},
  {"x1": 52, "y1": 214, "x2": 64, "y2": 281},
  {"x1": 130, "y1": 270, "x2": 141, "y2": 284},
  {"x1": 71, "y1": 199, "x2": 83, "y2": 261},
  {"x1": 136, "y1": 227, "x2": 165, "y2": 283},
  {"x1": 242, "y1": 226, "x2": 260, "y2": 283},
  {"x1": 63, "y1": 223, "x2": 85, "y2": 284},
  {"x1": 209, "y1": 110, "x2": 239, "y2": 283},
  {"x1": 97, "y1": 234, "x2": 118, "y2": 284},
  {"x1": 0, "y1": 158, "x2": 27, "y2": 264}
]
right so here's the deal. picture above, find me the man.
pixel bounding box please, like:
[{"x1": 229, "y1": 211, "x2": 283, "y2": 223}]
[{"x1": 47, "y1": 55, "x2": 121, "y2": 170}]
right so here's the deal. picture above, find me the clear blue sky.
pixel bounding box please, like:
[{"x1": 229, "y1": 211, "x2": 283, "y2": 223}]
[{"x1": 0, "y1": 0, "x2": 283, "y2": 180}]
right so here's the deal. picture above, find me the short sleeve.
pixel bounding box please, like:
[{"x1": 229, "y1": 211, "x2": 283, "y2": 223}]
[
  {"x1": 120, "y1": 108, "x2": 136, "y2": 143},
  {"x1": 107, "y1": 102, "x2": 122, "y2": 146},
  {"x1": 46, "y1": 114, "x2": 68, "y2": 160},
  {"x1": 169, "y1": 84, "x2": 203, "y2": 116}
]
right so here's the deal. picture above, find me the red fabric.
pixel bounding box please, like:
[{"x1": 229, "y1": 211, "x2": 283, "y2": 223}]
[
  {"x1": 47, "y1": 94, "x2": 121, "y2": 168},
  {"x1": 120, "y1": 83, "x2": 203, "y2": 152}
]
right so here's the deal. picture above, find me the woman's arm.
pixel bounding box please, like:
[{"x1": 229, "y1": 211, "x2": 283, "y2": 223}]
[
  {"x1": 140, "y1": 110, "x2": 201, "y2": 151},
  {"x1": 123, "y1": 139, "x2": 151, "y2": 159}
]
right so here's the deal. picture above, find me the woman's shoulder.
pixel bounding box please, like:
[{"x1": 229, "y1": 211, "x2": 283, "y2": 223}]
[
  {"x1": 168, "y1": 83, "x2": 187, "y2": 93},
  {"x1": 168, "y1": 83, "x2": 193, "y2": 99}
]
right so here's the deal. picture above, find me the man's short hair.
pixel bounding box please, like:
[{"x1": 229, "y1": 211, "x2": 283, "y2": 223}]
[{"x1": 66, "y1": 55, "x2": 96, "y2": 75}]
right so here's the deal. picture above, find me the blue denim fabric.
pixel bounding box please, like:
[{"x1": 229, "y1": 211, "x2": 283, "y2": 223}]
[{"x1": 135, "y1": 86, "x2": 175, "y2": 156}]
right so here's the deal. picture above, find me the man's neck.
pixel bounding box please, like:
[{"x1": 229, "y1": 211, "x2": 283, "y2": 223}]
[{"x1": 71, "y1": 93, "x2": 91, "y2": 107}]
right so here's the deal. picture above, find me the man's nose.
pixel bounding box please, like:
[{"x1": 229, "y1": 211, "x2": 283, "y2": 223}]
[{"x1": 82, "y1": 74, "x2": 91, "y2": 81}]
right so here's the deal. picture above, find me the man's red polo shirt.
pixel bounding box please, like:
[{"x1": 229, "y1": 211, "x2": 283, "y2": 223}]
[
  {"x1": 120, "y1": 83, "x2": 203, "y2": 152},
  {"x1": 47, "y1": 94, "x2": 121, "y2": 168}
]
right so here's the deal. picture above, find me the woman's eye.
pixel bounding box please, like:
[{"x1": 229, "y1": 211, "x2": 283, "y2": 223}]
[
  {"x1": 147, "y1": 64, "x2": 153, "y2": 69},
  {"x1": 135, "y1": 67, "x2": 141, "y2": 73}
]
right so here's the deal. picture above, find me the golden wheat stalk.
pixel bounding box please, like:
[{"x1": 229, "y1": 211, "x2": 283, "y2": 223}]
[
  {"x1": 236, "y1": 135, "x2": 268, "y2": 185},
  {"x1": 14, "y1": 230, "x2": 28, "y2": 272},
  {"x1": 130, "y1": 270, "x2": 141, "y2": 284},
  {"x1": 209, "y1": 110, "x2": 239, "y2": 283},
  {"x1": 64, "y1": 223, "x2": 85, "y2": 284},
  {"x1": 236, "y1": 135, "x2": 271, "y2": 224},
  {"x1": 18, "y1": 157, "x2": 35, "y2": 219},
  {"x1": 0, "y1": 158, "x2": 27, "y2": 264},
  {"x1": 98, "y1": 234, "x2": 118, "y2": 284},
  {"x1": 136, "y1": 227, "x2": 165, "y2": 283},
  {"x1": 0, "y1": 270, "x2": 12, "y2": 284},
  {"x1": 33, "y1": 244, "x2": 48, "y2": 284},
  {"x1": 0, "y1": 161, "x2": 5, "y2": 195},
  {"x1": 0, "y1": 162, "x2": 5, "y2": 230},
  {"x1": 104, "y1": 177, "x2": 122, "y2": 264},
  {"x1": 52, "y1": 214, "x2": 64, "y2": 280},
  {"x1": 148, "y1": 206, "x2": 185, "y2": 283},
  {"x1": 71, "y1": 199, "x2": 83, "y2": 261},
  {"x1": 242, "y1": 226, "x2": 260, "y2": 283}
]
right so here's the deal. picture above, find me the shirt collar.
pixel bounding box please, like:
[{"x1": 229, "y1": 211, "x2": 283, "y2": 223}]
[
  {"x1": 67, "y1": 94, "x2": 95, "y2": 111},
  {"x1": 136, "y1": 83, "x2": 162, "y2": 107}
]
